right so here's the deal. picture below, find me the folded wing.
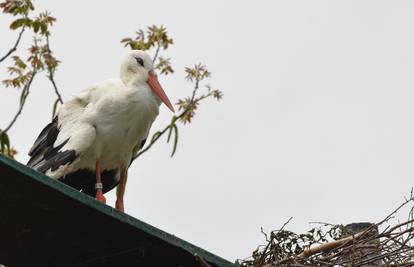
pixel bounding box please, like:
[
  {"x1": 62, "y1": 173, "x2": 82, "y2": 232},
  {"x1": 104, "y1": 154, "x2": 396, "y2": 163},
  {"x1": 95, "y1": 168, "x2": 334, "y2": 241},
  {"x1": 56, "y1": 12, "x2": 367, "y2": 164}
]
[{"x1": 27, "y1": 87, "x2": 98, "y2": 179}]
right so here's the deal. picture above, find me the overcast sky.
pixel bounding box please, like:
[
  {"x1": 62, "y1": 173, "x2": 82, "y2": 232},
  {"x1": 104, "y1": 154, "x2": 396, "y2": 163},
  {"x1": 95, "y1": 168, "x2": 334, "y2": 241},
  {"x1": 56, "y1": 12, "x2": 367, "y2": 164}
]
[{"x1": 1, "y1": 0, "x2": 414, "y2": 262}]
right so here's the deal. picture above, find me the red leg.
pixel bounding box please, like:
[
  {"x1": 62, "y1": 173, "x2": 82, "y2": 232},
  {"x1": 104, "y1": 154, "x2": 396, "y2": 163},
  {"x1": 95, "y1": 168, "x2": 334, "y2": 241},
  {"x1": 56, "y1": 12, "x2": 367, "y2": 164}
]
[
  {"x1": 115, "y1": 167, "x2": 127, "y2": 212},
  {"x1": 95, "y1": 160, "x2": 106, "y2": 204}
]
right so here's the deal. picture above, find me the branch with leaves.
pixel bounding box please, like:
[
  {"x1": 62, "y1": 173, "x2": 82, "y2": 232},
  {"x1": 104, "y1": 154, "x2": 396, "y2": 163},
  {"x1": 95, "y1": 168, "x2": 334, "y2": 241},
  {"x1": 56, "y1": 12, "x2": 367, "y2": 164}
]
[
  {"x1": 122, "y1": 25, "x2": 223, "y2": 159},
  {"x1": 0, "y1": 0, "x2": 32, "y2": 63},
  {"x1": 0, "y1": 0, "x2": 62, "y2": 158},
  {"x1": 134, "y1": 63, "x2": 222, "y2": 159},
  {"x1": 122, "y1": 25, "x2": 174, "y2": 75},
  {"x1": 1, "y1": 19, "x2": 223, "y2": 161}
]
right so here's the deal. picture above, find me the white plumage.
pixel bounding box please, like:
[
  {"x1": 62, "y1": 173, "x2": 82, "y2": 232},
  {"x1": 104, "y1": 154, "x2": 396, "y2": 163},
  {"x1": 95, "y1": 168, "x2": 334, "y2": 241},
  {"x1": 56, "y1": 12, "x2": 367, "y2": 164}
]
[{"x1": 27, "y1": 50, "x2": 174, "y2": 211}]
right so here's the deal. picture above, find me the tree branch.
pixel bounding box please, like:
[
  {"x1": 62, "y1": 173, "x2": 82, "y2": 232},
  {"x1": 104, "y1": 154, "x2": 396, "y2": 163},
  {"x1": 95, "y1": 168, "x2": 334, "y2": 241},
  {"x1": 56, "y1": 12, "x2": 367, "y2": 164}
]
[
  {"x1": 133, "y1": 114, "x2": 180, "y2": 159},
  {"x1": 190, "y1": 76, "x2": 200, "y2": 102},
  {"x1": 46, "y1": 35, "x2": 63, "y2": 104},
  {"x1": 152, "y1": 42, "x2": 161, "y2": 63},
  {"x1": 0, "y1": 26, "x2": 25, "y2": 63},
  {"x1": 1, "y1": 71, "x2": 36, "y2": 134},
  {"x1": 48, "y1": 74, "x2": 63, "y2": 104},
  {"x1": 132, "y1": 79, "x2": 219, "y2": 160}
]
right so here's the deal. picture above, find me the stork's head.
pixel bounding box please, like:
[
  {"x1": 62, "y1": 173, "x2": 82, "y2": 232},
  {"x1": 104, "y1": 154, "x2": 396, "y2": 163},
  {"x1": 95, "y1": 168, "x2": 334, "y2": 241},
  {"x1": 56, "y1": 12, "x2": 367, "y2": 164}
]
[{"x1": 121, "y1": 50, "x2": 174, "y2": 112}]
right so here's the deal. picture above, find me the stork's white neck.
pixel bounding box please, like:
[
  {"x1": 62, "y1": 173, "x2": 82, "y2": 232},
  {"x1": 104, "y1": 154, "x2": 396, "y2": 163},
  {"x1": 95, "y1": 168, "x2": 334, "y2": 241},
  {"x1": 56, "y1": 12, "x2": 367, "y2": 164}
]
[
  {"x1": 120, "y1": 62, "x2": 148, "y2": 88},
  {"x1": 121, "y1": 76, "x2": 162, "y2": 108}
]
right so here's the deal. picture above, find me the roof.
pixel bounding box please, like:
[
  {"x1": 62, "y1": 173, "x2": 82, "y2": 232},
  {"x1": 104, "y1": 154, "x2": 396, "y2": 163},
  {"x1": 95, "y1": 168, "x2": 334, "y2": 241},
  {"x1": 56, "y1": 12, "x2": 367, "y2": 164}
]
[{"x1": 0, "y1": 155, "x2": 237, "y2": 267}]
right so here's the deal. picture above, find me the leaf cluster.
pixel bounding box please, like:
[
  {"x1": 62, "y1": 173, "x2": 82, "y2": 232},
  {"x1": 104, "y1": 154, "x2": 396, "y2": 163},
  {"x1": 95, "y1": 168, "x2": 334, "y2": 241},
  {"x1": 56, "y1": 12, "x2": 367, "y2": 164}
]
[
  {"x1": 177, "y1": 64, "x2": 222, "y2": 124},
  {"x1": 3, "y1": 55, "x2": 31, "y2": 88},
  {"x1": 185, "y1": 64, "x2": 211, "y2": 82},
  {"x1": 0, "y1": 131, "x2": 17, "y2": 158},
  {"x1": 9, "y1": 11, "x2": 55, "y2": 36},
  {"x1": 239, "y1": 223, "x2": 349, "y2": 267},
  {"x1": 1, "y1": 0, "x2": 59, "y2": 159},
  {"x1": 2, "y1": 0, "x2": 56, "y2": 36},
  {"x1": 2, "y1": 0, "x2": 59, "y2": 89},
  {"x1": 122, "y1": 25, "x2": 174, "y2": 75},
  {"x1": 3, "y1": 37, "x2": 59, "y2": 88},
  {"x1": 134, "y1": 62, "x2": 223, "y2": 159},
  {"x1": 0, "y1": 0, "x2": 33, "y2": 16},
  {"x1": 121, "y1": 25, "x2": 173, "y2": 51}
]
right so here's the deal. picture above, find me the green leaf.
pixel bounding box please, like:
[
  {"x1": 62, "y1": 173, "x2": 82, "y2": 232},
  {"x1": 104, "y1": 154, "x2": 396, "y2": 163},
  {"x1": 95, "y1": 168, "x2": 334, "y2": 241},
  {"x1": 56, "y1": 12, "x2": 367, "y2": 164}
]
[
  {"x1": 151, "y1": 131, "x2": 161, "y2": 142},
  {"x1": 0, "y1": 132, "x2": 10, "y2": 154},
  {"x1": 166, "y1": 116, "x2": 177, "y2": 143},
  {"x1": 9, "y1": 18, "x2": 29, "y2": 30},
  {"x1": 40, "y1": 23, "x2": 47, "y2": 35},
  {"x1": 32, "y1": 20, "x2": 40, "y2": 33},
  {"x1": 167, "y1": 125, "x2": 173, "y2": 143},
  {"x1": 170, "y1": 125, "x2": 179, "y2": 157}
]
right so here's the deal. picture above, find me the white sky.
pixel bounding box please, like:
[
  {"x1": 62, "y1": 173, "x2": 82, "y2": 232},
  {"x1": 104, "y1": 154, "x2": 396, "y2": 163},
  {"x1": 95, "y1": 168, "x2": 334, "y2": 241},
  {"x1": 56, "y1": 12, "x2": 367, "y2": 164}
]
[{"x1": 1, "y1": 0, "x2": 414, "y2": 262}]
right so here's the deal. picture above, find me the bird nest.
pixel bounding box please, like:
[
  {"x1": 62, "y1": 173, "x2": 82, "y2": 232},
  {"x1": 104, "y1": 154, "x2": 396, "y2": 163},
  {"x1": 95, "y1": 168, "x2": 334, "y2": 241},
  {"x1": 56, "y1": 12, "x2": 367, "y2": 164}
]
[{"x1": 238, "y1": 190, "x2": 414, "y2": 267}]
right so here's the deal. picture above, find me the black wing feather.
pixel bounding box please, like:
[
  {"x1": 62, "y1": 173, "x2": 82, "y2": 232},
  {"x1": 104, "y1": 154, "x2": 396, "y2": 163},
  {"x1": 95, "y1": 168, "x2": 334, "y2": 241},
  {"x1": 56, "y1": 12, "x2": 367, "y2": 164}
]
[
  {"x1": 27, "y1": 118, "x2": 59, "y2": 167},
  {"x1": 27, "y1": 118, "x2": 119, "y2": 195},
  {"x1": 27, "y1": 118, "x2": 78, "y2": 174},
  {"x1": 28, "y1": 118, "x2": 59, "y2": 157}
]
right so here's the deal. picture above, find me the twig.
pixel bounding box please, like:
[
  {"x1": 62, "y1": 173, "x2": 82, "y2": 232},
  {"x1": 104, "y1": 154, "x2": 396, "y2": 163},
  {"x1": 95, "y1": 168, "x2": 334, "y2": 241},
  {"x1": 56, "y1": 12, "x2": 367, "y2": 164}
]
[
  {"x1": 279, "y1": 217, "x2": 293, "y2": 232},
  {"x1": 308, "y1": 222, "x2": 337, "y2": 227},
  {"x1": 48, "y1": 73, "x2": 63, "y2": 104},
  {"x1": 190, "y1": 76, "x2": 200, "y2": 102},
  {"x1": 258, "y1": 217, "x2": 293, "y2": 265},
  {"x1": 378, "y1": 194, "x2": 414, "y2": 226},
  {"x1": 133, "y1": 81, "x2": 213, "y2": 160},
  {"x1": 134, "y1": 122, "x2": 171, "y2": 159},
  {"x1": 152, "y1": 42, "x2": 161, "y2": 63},
  {"x1": 261, "y1": 227, "x2": 270, "y2": 242},
  {"x1": 46, "y1": 36, "x2": 63, "y2": 104},
  {"x1": 134, "y1": 111, "x2": 183, "y2": 159},
  {"x1": 133, "y1": 90, "x2": 216, "y2": 159},
  {"x1": 1, "y1": 71, "x2": 36, "y2": 134},
  {"x1": 0, "y1": 26, "x2": 25, "y2": 63}
]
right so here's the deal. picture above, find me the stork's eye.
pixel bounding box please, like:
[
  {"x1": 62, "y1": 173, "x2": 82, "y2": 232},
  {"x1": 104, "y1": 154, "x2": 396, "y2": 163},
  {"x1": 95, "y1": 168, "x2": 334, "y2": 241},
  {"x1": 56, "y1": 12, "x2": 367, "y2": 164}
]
[{"x1": 135, "y1": 57, "x2": 144, "y2": 67}]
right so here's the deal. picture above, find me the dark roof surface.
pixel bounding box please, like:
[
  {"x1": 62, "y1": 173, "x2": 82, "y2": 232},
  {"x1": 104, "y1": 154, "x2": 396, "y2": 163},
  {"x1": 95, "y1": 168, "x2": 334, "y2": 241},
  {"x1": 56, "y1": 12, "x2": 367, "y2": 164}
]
[{"x1": 0, "y1": 155, "x2": 236, "y2": 267}]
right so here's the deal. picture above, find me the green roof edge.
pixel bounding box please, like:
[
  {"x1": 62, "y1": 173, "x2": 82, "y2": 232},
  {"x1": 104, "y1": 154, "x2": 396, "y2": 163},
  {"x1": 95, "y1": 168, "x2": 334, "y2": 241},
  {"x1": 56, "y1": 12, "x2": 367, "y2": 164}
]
[{"x1": 0, "y1": 155, "x2": 237, "y2": 267}]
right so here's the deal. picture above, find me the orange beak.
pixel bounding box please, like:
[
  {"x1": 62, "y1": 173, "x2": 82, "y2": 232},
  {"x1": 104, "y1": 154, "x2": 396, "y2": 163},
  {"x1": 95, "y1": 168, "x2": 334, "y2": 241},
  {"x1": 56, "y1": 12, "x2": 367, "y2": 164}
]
[{"x1": 147, "y1": 70, "x2": 175, "y2": 112}]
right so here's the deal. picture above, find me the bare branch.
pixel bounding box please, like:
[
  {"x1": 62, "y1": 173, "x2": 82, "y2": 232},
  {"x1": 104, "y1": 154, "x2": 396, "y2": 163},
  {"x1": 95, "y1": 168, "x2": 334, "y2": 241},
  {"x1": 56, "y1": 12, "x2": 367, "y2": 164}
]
[
  {"x1": 133, "y1": 121, "x2": 172, "y2": 159},
  {"x1": 45, "y1": 35, "x2": 63, "y2": 104},
  {"x1": 0, "y1": 26, "x2": 25, "y2": 63},
  {"x1": 48, "y1": 74, "x2": 63, "y2": 104},
  {"x1": 1, "y1": 71, "x2": 36, "y2": 134},
  {"x1": 152, "y1": 42, "x2": 161, "y2": 63}
]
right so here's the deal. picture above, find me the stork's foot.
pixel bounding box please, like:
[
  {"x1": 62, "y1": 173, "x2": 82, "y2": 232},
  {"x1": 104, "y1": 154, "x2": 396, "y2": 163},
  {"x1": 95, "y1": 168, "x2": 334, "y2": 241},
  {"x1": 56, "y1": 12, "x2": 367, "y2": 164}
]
[
  {"x1": 115, "y1": 200, "x2": 124, "y2": 212},
  {"x1": 95, "y1": 192, "x2": 106, "y2": 204}
]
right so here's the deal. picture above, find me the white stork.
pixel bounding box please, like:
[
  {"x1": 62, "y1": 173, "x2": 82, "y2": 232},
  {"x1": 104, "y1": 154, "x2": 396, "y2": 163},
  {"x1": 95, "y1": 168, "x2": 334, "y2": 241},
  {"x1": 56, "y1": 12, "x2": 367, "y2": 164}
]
[{"x1": 27, "y1": 50, "x2": 174, "y2": 212}]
